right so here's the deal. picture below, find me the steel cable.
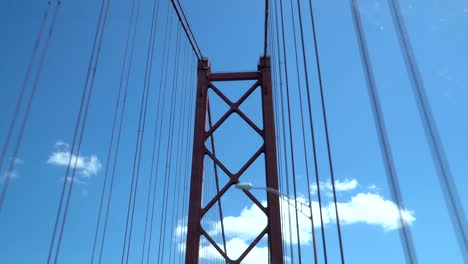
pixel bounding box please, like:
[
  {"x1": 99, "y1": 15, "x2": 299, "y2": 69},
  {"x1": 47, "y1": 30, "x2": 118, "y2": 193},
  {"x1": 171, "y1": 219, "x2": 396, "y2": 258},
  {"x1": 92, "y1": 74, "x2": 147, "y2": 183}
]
[
  {"x1": 306, "y1": 0, "x2": 346, "y2": 262},
  {"x1": 0, "y1": 3, "x2": 51, "y2": 189},
  {"x1": 90, "y1": 0, "x2": 139, "y2": 262},
  {"x1": 277, "y1": 0, "x2": 297, "y2": 260},
  {"x1": 157, "y1": 24, "x2": 182, "y2": 263},
  {"x1": 350, "y1": 1, "x2": 418, "y2": 263},
  {"x1": 291, "y1": 0, "x2": 319, "y2": 261},
  {"x1": 147, "y1": 8, "x2": 174, "y2": 263},
  {"x1": 387, "y1": 0, "x2": 467, "y2": 259},
  {"x1": 0, "y1": 2, "x2": 59, "y2": 211}
]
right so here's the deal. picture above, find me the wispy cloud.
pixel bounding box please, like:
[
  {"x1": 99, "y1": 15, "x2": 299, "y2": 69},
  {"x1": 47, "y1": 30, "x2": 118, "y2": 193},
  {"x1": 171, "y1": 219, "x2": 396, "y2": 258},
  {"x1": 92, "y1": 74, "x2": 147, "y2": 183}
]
[
  {"x1": 199, "y1": 237, "x2": 269, "y2": 263},
  {"x1": 2, "y1": 170, "x2": 18, "y2": 181},
  {"x1": 47, "y1": 141, "x2": 101, "y2": 198},
  {"x1": 47, "y1": 141, "x2": 101, "y2": 177},
  {"x1": 176, "y1": 235, "x2": 269, "y2": 263},
  {"x1": 1, "y1": 158, "x2": 23, "y2": 182},
  {"x1": 12, "y1": 158, "x2": 23, "y2": 165},
  {"x1": 55, "y1": 140, "x2": 70, "y2": 149},
  {"x1": 64, "y1": 176, "x2": 88, "y2": 186},
  {"x1": 311, "y1": 178, "x2": 358, "y2": 195},
  {"x1": 333, "y1": 178, "x2": 358, "y2": 192}
]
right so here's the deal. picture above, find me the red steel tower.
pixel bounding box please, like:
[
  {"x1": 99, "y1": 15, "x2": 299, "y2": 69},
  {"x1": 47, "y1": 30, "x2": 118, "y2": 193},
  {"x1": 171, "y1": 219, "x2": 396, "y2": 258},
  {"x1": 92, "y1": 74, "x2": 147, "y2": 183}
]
[{"x1": 185, "y1": 57, "x2": 284, "y2": 263}]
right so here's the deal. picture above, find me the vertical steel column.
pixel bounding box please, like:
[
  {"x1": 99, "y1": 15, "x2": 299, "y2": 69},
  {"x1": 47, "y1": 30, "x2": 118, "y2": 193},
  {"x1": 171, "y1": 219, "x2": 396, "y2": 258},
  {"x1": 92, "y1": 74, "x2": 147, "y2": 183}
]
[
  {"x1": 186, "y1": 57, "x2": 283, "y2": 263},
  {"x1": 259, "y1": 56, "x2": 284, "y2": 262},
  {"x1": 185, "y1": 59, "x2": 210, "y2": 262}
]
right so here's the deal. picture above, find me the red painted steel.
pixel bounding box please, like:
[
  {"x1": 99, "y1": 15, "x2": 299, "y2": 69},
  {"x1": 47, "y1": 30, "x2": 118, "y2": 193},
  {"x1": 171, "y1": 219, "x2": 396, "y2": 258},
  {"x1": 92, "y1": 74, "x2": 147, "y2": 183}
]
[
  {"x1": 208, "y1": 71, "x2": 260, "y2": 81},
  {"x1": 185, "y1": 57, "x2": 283, "y2": 263},
  {"x1": 259, "y1": 56, "x2": 284, "y2": 261},
  {"x1": 186, "y1": 59, "x2": 210, "y2": 262}
]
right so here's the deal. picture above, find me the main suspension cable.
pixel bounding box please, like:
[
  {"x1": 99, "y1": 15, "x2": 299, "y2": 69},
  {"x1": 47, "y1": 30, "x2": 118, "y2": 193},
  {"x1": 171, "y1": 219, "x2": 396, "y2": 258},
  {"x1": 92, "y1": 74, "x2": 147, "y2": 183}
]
[
  {"x1": 0, "y1": 2, "x2": 59, "y2": 211},
  {"x1": 350, "y1": 1, "x2": 418, "y2": 263},
  {"x1": 263, "y1": 0, "x2": 270, "y2": 57},
  {"x1": 388, "y1": 0, "x2": 467, "y2": 259},
  {"x1": 0, "y1": 3, "x2": 51, "y2": 186},
  {"x1": 170, "y1": 0, "x2": 202, "y2": 60}
]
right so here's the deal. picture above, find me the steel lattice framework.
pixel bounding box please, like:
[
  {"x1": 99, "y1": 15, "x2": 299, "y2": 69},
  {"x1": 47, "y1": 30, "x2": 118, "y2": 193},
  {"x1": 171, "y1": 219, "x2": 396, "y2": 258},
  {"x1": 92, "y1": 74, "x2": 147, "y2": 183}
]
[{"x1": 185, "y1": 57, "x2": 284, "y2": 263}]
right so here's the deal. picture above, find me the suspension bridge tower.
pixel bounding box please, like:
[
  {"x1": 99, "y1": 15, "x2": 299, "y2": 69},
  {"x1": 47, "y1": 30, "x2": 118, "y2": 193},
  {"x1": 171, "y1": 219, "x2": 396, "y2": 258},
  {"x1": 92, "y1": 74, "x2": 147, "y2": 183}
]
[{"x1": 185, "y1": 56, "x2": 284, "y2": 263}]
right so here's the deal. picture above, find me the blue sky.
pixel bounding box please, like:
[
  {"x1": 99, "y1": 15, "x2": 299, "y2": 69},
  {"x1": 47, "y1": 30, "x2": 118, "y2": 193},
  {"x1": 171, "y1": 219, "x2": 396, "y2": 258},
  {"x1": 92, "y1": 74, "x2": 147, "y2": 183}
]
[{"x1": 1, "y1": 0, "x2": 467, "y2": 263}]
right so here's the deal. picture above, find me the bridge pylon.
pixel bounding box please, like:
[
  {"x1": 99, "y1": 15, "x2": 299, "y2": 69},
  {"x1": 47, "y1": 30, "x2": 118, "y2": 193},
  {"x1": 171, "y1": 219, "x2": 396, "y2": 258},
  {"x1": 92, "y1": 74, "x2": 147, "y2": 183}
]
[{"x1": 185, "y1": 57, "x2": 284, "y2": 263}]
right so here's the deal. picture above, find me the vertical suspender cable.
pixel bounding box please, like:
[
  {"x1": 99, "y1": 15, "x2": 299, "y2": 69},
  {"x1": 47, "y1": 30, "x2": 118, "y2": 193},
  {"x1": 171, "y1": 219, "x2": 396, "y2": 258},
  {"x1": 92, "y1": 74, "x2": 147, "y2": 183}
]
[
  {"x1": 161, "y1": 25, "x2": 183, "y2": 263},
  {"x1": 90, "y1": 0, "x2": 139, "y2": 261},
  {"x1": 97, "y1": 0, "x2": 141, "y2": 261},
  {"x1": 117, "y1": 0, "x2": 146, "y2": 258},
  {"x1": 274, "y1": 0, "x2": 295, "y2": 259},
  {"x1": 158, "y1": 25, "x2": 182, "y2": 263},
  {"x1": 296, "y1": 0, "x2": 328, "y2": 261},
  {"x1": 291, "y1": 0, "x2": 319, "y2": 261},
  {"x1": 168, "y1": 43, "x2": 189, "y2": 262},
  {"x1": 147, "y1": 7, "x2": 174, "y2": 262},
  {"x1": 307, "y1": 0, "x2": 346, "y2": 262},
  {"x1": 118, "y1": 1, "x2": 147, "y2": 263},
  {"x1": 172, "y1": 43, "x2": 193, "y2": 263},
  {"x1": 269, "y1": 13, "x2": 288, "y2": 259},
  {"x1": 278, "y1": 0, "x2": 297, "y2": 261},
  {"x1": 284, "y1": 0, "x2": 304, "y2": 261},
  {"x1": 140, "y1": 0, "x2": 165, "y2": 260},
  {"x1": 178, "y1": 56, "x2": 197, "y2": 264},
  {"x1": 157, "y1": 24, "x2": 182, "y2": 263},
  {"x1": 123, "y1": 0, "x2": 162, "y2": 262},
  {"x1": 54, "y1": 0, "x2": 110, "y2": 260}
]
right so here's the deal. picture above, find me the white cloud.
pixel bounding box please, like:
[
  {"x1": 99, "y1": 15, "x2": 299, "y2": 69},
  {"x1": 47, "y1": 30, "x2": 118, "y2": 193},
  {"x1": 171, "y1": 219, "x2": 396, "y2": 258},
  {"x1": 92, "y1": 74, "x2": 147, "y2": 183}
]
[
  {"x1": 199, "y1": 237, "x2": 269, "y2": 264},
  {"x1": 12, "y1": 158, "x2": 23, "y2": 165},
  {"x1": 311, "y1": 178, "x2": 358, "y2": 195},
  {"x1": 2, "y1": 170, "x2": 18, "y2": 181},
  {"x1": 211, "y1": 181, "x2": 414, "y2": 244},
  {"x1": 176, "y1": 180, "x2": 415, "y2": 261},
  {"x1": 212, "y1": 203, "x2": 267, "y2": 241},
  {"x1": 175, "y1": 223, "x2": 187, "y2": 239},
  {"x1": 334, "y1": 179, "x2": 358, "y2": 192},
  {"x1": 330, "y1": 192, "x2": 415, "y2": 231},
  {"x1": 55, "y1": 140, "x2": 70, "y2": 149},
  {"x1": 47, "y1": 150, "x2": 101, "y2": 177},
  {"x1": 64, "y1": 176, "x2": 87, "y2": 186},
  {"x1": 1, "y1": 158, "x2": 23, "y2": 182}
]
